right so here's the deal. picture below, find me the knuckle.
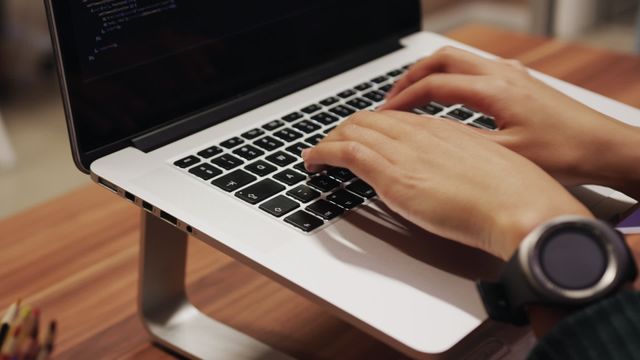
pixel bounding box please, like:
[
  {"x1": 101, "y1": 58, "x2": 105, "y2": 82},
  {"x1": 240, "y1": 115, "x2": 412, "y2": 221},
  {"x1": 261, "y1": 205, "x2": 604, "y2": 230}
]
[
  {"x1": 487, "y1": 77, "x2": 511, "y2": 93},
  {"x1": 436, "y1": 46, "x2": 459, "y2": 60},
  {"x1": 342, "y1": 141, "x2": 366, "y2": 164},
  {"x1": 341, "y1": 123, "x2": 361, "y2": 139},
  {"x1": 348, "y1": 111, "x2": 369, "y2": 125}
]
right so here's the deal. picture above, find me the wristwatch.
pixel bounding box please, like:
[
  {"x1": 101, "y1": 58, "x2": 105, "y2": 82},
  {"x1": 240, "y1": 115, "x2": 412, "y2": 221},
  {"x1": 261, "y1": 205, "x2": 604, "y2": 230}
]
[{"x1": 477, "y1": 216, "x2": 637, "y2": 325}]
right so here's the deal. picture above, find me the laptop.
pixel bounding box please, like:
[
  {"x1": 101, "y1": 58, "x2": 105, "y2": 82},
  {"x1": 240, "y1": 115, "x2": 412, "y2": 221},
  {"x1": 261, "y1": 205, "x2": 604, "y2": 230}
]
[{"x1": 45, "y1": 1, "x2": 639, "y2": 358}]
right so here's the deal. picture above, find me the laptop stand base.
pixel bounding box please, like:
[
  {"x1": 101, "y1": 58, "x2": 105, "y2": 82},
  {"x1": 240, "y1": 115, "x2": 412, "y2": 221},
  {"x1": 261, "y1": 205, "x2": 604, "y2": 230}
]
[{"x1": 138, "y1": 211, "x2": 293, "y2": 360}]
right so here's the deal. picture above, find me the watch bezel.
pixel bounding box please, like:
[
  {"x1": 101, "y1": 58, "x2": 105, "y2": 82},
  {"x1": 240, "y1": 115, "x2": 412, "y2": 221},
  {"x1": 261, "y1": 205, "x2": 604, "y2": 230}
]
[{"x1": 519, "y1": 216, "x2": 621, "y2": 304}]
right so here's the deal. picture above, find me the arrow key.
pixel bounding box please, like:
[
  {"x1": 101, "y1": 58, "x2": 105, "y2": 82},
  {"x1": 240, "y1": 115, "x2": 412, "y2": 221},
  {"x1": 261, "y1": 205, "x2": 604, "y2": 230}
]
[
  {"x1": 235, "y1": 179, "x2": 285, "y2": 205},
  {"x1": 260, "y1": 195, "x2": 300, "y2": 218},
  {"x1": 285, "y1": 210, "x2": 324, "y2": 232}
]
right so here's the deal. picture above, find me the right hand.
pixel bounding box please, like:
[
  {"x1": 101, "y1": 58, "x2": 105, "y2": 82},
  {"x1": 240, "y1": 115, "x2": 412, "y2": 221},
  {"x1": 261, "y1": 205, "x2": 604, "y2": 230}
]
[
  {"x1": 382, "y1": 46, "x2": 640, "y2": 199},
  {"x1": 303, "y1": 110, "x2": 592, "y2": 260}
]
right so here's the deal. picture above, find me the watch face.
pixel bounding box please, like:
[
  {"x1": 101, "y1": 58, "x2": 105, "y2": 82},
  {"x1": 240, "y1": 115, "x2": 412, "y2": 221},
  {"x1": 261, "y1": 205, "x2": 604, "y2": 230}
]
[{"x1": 539, "y1": 228, "x2": 608, "y2": 290}]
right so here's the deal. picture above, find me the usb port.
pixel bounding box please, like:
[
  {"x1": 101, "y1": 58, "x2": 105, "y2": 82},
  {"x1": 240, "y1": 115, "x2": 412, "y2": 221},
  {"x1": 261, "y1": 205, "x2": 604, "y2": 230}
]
[
  {"x1": 124, "y1": 192, "x2": 136, "y2": 203},
  {"x1": 142, "y1": 201, "x2": 154, "y2": 212},
  {"x1": 98, "y1": 178, "x2": 118, "y2": 193},
  {"x1": 160, "y1": 211, "x2": 177, "y2": 226}
]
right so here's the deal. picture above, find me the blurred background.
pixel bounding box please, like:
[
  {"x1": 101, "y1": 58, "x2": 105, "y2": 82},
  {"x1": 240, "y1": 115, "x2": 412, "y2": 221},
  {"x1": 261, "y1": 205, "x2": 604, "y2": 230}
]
[{"x1": 0, "y1": 0, "x2": 638, "y2": 219}]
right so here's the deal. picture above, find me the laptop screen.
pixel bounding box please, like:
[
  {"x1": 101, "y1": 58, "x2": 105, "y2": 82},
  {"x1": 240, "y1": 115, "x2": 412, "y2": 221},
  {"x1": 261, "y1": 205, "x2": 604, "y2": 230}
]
[{"x1": 49, "y1": 0, "x2": 420, "y2": 166}]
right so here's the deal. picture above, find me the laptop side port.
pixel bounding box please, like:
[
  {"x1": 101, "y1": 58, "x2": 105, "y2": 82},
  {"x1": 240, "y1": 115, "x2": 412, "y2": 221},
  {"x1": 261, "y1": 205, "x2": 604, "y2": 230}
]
[
  {"x1": 142, "y1": 201, "x2": 154, "y2": 212},
  {"x1": 124, "y1": 192, "x2": 136, "y2": 203},
  {"x1": 97, "y1": 177, "x2": 119, "y2": 193},
  {"x1": 160, "y1": 211, "x2": 178, "y2": 226}
]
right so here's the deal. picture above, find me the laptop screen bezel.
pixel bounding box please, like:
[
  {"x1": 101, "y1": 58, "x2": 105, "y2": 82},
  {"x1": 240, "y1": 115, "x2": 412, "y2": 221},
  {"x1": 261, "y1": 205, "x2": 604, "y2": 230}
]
[{"x1": 45, "y1": 0, "x2": 422, "y2": 173}]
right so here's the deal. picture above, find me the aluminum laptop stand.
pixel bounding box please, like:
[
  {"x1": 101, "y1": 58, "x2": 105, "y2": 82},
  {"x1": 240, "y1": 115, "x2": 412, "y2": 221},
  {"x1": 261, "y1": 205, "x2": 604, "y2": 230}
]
[
  {"x1": 138, "y1": 211, "x2": 293, "y2": 359},
  {"x1": 137, "y1": 210, "x2": 535, "y2": 359}
]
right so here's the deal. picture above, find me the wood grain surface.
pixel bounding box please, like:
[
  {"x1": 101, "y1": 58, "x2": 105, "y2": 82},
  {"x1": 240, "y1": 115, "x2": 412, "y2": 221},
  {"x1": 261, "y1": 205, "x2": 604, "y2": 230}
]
[{"x1": 1, "y1": 24, "x2": 639, "y2": 359}]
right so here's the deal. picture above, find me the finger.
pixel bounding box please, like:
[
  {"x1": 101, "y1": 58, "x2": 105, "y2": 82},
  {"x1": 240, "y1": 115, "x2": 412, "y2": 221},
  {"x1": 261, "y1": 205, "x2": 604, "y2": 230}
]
[
  {"x1": 321, "y1": 123, "x2": 409, "y2": 165},
  {"x1": 325, "y1": 111, "x2": 417, "y2": 142},
  {"x1": 380, "y1": 73, "x2": 506, "y2": 119},
  {"x1": 380, "y1": 109, "x2": 497, "y2": 141},
  {"x1": 498, "y1": 59, "x2": 528, "y2": 73},
  {"x1": 387, "y1": 46, "x2": 506, "y2": 99},
  {"x1": 302, "y1": 141, "x2": 395, "y2": 189}
]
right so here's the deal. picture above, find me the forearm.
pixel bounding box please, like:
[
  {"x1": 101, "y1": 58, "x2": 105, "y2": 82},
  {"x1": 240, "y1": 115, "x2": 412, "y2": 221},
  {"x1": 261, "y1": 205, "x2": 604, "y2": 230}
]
[{"x1": 580, "y1": 122, "x2": 640, "y2": 200}]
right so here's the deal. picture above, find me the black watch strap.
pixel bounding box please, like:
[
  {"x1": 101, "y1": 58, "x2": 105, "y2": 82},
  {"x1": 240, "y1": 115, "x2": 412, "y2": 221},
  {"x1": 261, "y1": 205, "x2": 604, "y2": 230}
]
[
  {"x1": 477, "y1": 217, "x2": 638, "y2": 326},
  {"x1": 476, "y1": 253, "x2": 531, "y2": 326}
]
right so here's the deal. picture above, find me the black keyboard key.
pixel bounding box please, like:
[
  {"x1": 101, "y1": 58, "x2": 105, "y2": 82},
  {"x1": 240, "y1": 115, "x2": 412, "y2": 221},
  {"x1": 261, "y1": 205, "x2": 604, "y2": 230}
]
[
  {"x1": 273, "y1": 169, "x2": 306, "y2": 186},
  {"x1": 294, "y1": 161, "x2": 315, "y2": 175},
  {"x1": 220, "y1": 137, "x2": 244, "y2": 149},
  {"x1": 197, "y1": 146, "x2": 223, "y2": 159},
  {"x1": 378, "y1": 84, "x2": 393, "y2": 93},
  {"x1": 235, "y1": 179, "x2": 285, "y2": 205},
  {"x1": 260, "y1": 195, "x2": 300, "y2": 218},
  {"x1": 416, "y1": 103, "x2": 444, "y2": 115},
  {"x1": 327, "y1": 167, "x2": 355, "y2": 182},
  {"x1": 292, "y1": 120, "x2": 321, "y2": 134},
  {"x1": 273, "y1": 128, "x2": 304, "y2": 142},
  {"x1": 305, "y1": 134, "x2": 325, "y2": 146},
  {"x1": 233, "y1": 145, "x2": 265, "y2": 160},
  {"x1": 245, "y1": 160, "x2": 278, "y2": 177},
  {"x1": 346, "y1": 98, "x2": 373, "y2": 110},
  {"x1": 287, "y1": 185, "x2": 321, "y2": 203},
  {"x1": 371, "y1": 75, "x2": 389, "y2": 84},
  {"x1": 284, "y1": 210, "x2": 324, "y2": 232},
  {"x1": 311, "y1": 112, "x2": 339, "y2": 126},
  {"x1": 327, "y1": 189, "x2": 364, "y2": 210},
  {"x1": 363, "y1": 90, "x2": 385, "y2": 103},
  {"x1": 387, "y1": 69, "x2": 403, "y2": 77},
  {"x1": 354, "y1": 82, "x2": 372, "y2": 91},
  {"x1": 265, "y1": 151, "x2": 297, "y2": 167},
  {"x1": 337, "y1": 89, "x2": 356, "y2": 99},
  {"x1": 446, "y1": 108, "x2": 474, "y2": 121},
  {"x1": 254, "y1": 136, "x2": 284, "y2": 151},
  {"x1": 241, "y1": 128, "x2": 266, "y2": 140},
  {"x1": 212, "y1": 170, "x2": 257, "y2": 192},
  {"x1": 263, "y1": 120, "x2": 285, "y2": 131},
  {"x1": 306, "y1": 200, "x2": 344, "y2": 220},
  {"x1": 474, "y1": 116, "x2": 498, "y2": 130},
  {"x1": 174, "y1": 155, "x2": 200, "y2": 169},
  {"x1": 282, "y1": 112, "x2": 303, "y2": 123},
  {"x1": 346, "y1": 180, "x2": 376, "y2": 199},
  {"x1": 324, "y1": 126, "x2": 337, "y2": 134},
  {"x1": 307, "y1": 175, "x2": 340, "y2": 192},
  {"x1": 301, "y1": 104, "x2": 322, "y2": 114},
  {"x1": 286, "y1": 142, "x2": 311, "y2": 157},
  {"x1": 189, "y1": 163, "x2": 222, "y2": 180},
  {"x1": 330, "y1": 105, "x2": 356, "y2": 118},
  {"x1": 320, "y1": 97, "x2": 340, "y2": 107},
  {"x1": 212, "y1": 154, "x2": 244, "y2": 170}
]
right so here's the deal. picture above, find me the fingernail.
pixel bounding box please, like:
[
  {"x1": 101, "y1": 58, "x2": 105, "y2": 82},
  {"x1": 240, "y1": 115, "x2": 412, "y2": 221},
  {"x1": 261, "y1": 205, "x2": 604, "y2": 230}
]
[
  {"x1": 301, "y1": 148, "x2": 310, "y2": 159},
  {"x1": 305, "y1": 163, "x2": 320, "y2": 173}
]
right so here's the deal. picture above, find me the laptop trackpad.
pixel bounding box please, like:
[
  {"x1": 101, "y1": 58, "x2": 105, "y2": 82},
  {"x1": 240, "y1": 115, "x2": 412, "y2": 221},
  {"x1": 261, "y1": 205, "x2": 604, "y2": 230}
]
[{"x1": 336, "y1": 199, "x2": 504, "y2": 282}]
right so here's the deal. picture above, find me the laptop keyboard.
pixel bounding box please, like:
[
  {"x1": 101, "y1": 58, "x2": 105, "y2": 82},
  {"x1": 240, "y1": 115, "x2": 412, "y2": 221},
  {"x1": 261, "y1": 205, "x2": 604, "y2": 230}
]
[{"x1": 172, "y1": 62, "x2": 498, "y2": 233}]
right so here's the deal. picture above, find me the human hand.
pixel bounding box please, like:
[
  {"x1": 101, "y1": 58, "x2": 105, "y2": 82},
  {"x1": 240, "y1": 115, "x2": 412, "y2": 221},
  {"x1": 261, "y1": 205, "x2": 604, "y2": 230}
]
[
  {"x1": 302, "y1": 110, "x2": 592, "y2": 260},
  {"x1": 382, "y1": 47, "x2": 640, "y2": 199}
]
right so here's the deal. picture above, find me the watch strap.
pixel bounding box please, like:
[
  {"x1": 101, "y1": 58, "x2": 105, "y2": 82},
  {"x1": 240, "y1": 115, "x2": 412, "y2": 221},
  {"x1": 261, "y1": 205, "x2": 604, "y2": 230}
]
[{"x1": 477, "y1": 251, "x2": 532, "y2": 325}]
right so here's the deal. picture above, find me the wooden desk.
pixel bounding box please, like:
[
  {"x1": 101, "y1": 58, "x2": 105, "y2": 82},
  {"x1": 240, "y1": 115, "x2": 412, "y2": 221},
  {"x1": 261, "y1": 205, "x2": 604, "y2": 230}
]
[{"x1": 2, "y1": 24, "x2": 640, "y2": 359}]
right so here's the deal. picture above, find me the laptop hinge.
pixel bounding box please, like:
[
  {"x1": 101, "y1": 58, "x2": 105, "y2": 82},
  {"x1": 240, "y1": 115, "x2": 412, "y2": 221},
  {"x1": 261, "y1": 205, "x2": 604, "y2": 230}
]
[{"x1": 132, "y1": 38, "x2": 403, "y2": 153}]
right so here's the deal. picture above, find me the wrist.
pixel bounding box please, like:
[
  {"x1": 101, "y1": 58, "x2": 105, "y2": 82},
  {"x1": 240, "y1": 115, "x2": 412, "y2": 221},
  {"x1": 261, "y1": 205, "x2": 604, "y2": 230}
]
[
  {"x1": 491, "y1": 201, "x2": 594, "y2": 260},
  {"x1": 578, "y1": 121, "x2": 640, "y2": 200}
]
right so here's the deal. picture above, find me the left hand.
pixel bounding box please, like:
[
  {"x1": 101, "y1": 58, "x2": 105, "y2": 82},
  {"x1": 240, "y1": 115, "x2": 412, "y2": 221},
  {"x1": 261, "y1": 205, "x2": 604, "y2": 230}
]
[
  {"x1": 381, "y1": 46, "x2": 640, "y2": 199},
  {"x1": 302, "y1": 110, "x2": 592, "y2": 260}
]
